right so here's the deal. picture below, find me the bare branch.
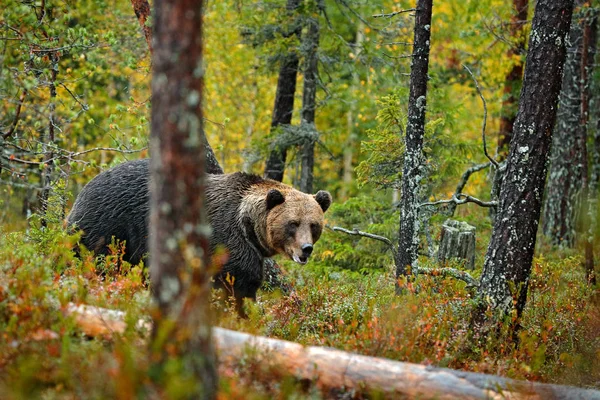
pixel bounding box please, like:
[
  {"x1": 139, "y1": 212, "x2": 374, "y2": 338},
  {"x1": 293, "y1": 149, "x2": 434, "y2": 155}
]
[
  {"x1": 420, "y1": 193, "x2": 497, "y2": 208},
  {"x1": 2, "y1": 89, "x2": 27, "y2": 139},
  {"x1": 415, "y1": 266, "x2": 479, "y2": 288},
  {"x1": 447, "y1": 162, "x2": 491, "y2": 215},
  {"x1": 373, "y1": 8, "x2": 416, "y2": 19},
  {"x1": 332, "y1": 226, "x2": 394, "y2": 249},
  {"x1": 462, "y1": 64, "x2": 499, "y2": 168}
]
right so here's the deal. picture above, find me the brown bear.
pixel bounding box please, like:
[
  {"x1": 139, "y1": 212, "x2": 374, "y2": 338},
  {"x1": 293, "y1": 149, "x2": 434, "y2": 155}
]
[{"x1": 67, "y1": 159, "x2": 331, "y2": 314}]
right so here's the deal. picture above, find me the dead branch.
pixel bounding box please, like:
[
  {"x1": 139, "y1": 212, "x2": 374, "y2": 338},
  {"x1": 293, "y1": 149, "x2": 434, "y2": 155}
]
[
  {"x1": 64, "y1": 302, "x2": 600, "y2": 400},
  {"x1": 130, "y1": 0, "x2": 153, "y2": 54},
  {"x1": 373, "y1": 8, "x2": 416, "y2": 18},
  {"x1": 416, "y1": 266, "x2": 479, "y2": 288},
  {"x1": 462, "y1": 65, "x2": 499, "y2": 169},
  {"x1": 445, "y1": 162, "x2": 491, "y2": 215},
  {"x1": 332, "y1": 226, "x2": 394, "y2": 249},
  {"x1": 420, "y1": 193, "x2": 497, "y2": 209},
  {"x1": 2, "y1": 89, "x2": 27, "y2": 140}
]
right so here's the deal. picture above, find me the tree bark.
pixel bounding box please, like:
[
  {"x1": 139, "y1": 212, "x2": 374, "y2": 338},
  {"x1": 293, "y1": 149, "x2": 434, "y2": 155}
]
[
  {"x1": 581, "y1": 8, "x2": 597, "y2": 285},
  {"x1": 264, "y1": 0, "x2": 301, "y2": 182},
  {"x1": 150, "y1": 0, "x2": 217, "y2": 396},
  {"x1": 543, "y1": 2, "x2": 585, "y2": 247},
  {"x1": 396, "y1": 0, "x2": 432, "y2": 292},
  {"x1": 497, "y1": 0, "x2": 528, "y2": 160},
  {"x1": 474, "y1": 0, "x2": 574, "y2": 330},
  {"x1": 66, "y1": 302, "x2": 600, "y2": 400},
  {"x1": 299, "y1": 2, "x2": 322, "y2": 194},
  {"x1": 130, "y1": 0, "x2": 223, "y2": 175}
]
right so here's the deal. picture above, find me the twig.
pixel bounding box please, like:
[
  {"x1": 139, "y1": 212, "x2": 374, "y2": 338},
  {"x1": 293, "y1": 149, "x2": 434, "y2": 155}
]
[
  {"x1": 2, "y1": 89, "x2": 27, "y2": 139},
  {"x1": 373, "y1": 8, "x2": 416, "y2": 18},
  {"x1": 462, "y1": 64, "x2": 499, "y2": 168},
  {"x1": 415, "y1": 266, "x2": 479, "y2": 288},
  {"x1": 447, "y1": 162, "x2": 490, "y2": 215},
  {"x1": 419, "y1": 193, "x2": 497, "y2": 208},
  {"x1": 332, "y1": 226, "x2": 394, "y2": 249},
  {"x1": 59, "y1": 83, "x2": 89, "y2": 111}
]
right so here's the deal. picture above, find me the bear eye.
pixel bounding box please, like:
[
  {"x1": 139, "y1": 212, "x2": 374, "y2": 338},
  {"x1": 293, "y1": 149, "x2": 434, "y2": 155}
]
[{"x1": 286, "y1": 221, "x2": 300, "y2": 236}]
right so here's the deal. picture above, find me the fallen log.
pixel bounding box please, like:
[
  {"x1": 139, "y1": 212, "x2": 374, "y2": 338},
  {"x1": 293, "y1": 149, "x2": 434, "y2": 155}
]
[{"x1": 64, "y1": 303, "x2": 600, "y2": 400}]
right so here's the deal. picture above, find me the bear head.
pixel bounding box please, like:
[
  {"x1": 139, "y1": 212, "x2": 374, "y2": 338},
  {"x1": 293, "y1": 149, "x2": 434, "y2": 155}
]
[{"x1": 264, "y1": 187, "x2": 332, "y2": 265}]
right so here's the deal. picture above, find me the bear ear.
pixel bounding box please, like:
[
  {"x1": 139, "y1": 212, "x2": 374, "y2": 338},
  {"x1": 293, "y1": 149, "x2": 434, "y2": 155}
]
[
  {"x1": 266, "y1": 189, "x2": 285, "y2": 210},
  {"x1": 314, "y1": 190, "x2": 332, "y2": 212}
]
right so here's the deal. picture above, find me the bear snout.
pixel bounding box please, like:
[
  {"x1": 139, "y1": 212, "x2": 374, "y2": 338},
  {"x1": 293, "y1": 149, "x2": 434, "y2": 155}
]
[{"x1": 301, "y1": 243, "x2": 313, "y2": 257}]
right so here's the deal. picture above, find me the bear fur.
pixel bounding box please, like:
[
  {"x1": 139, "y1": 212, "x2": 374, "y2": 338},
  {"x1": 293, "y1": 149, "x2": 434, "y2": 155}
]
[{"x1": 67, "y1": 159, "x2": 331, "y2": 311}]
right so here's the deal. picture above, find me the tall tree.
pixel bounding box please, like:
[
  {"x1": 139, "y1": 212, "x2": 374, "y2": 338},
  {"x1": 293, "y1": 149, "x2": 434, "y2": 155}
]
[
  {"x1": 473, "y1": 0, "x2": 574, "y2": 331},
  {"x1": 299, "y1": 1, "x2": 322, "y2": 194},
  {"x1": 497, "y1": 0, "x2": 529, "y2": 160},
  {"x1": 130, "y1": 0, "x2": 223, "y2": 175},
  {"x1": 395, "y1": 0, "x2": 433, "y2": 293},
  {"x1": 543, "y1": 2, "x2": 586, "y2": 247},
  {"x1": 149, "y1": 0, "x2": 217, "y2": 396},
  {"x1": 264, "y1": 0, "x2": 301, "y2": 182},
  {"x1": 580, "y1": 7, "x2": 598, "y2": 284}
]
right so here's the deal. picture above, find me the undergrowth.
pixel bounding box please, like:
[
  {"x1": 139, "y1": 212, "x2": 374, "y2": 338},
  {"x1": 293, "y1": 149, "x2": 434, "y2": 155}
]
[{"x1": 0, "y1": 218, "x2": 598, "y2": 399}]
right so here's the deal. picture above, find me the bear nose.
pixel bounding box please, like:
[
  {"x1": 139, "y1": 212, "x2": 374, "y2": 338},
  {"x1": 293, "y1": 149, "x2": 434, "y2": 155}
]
[{"x1": 301, "y1": 244, "x2": 313, "y2": 256}]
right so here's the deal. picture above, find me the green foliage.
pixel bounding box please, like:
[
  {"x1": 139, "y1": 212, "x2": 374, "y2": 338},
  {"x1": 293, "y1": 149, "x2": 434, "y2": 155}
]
[{"x1": 313, "y1": 194, "x2": 397, "y2": 272}]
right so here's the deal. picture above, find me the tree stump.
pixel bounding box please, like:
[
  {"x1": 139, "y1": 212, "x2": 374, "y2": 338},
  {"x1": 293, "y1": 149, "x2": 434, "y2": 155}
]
[{"x1": 437, "y1": 219, "x2": 476, "y2": 270}]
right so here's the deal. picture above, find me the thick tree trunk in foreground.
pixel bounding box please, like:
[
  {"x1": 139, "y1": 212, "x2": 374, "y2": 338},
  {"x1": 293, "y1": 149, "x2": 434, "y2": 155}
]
[
  {"x1": 299, "y1": 3, "x2": 321, "y2": 194},
  {"x1": 396, "y1": 0, "x2": 432, "y2": 292},
  {"x1": 264, "y1": 0, "x2": 301, "y2": 182},
  {"x1": 131, "y1": 0, "x2": 223, "y2": 175},
  {"x1": 497, "y1": 0, "x2": 528, "y2": 160},
  {"x1": 66, "y1": 303, "x2": 600, "y2": 400},
  {"x1": 150, "y1": 0, "x2": 217, "y2": 397},
  {"x1": 474, "y1": 0, "x2": 574, "y2": 330},
  {"x1": 543, "y1": 3, "x2": 585, "y2": 247}
]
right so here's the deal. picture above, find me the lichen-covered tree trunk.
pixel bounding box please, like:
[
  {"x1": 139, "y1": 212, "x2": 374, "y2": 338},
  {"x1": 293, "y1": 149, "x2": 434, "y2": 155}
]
[
  {"x1": 497, "y1": 0, "x2": 528, "y2": 160},
  {"x1": 543, "y1": 2, "x2": 585, "y2": 247},
  {"x1": 473, "y1": 0, "x2": 574, "y2": 330},
  {"x1": 581, "y1": 9, "x2": 597, "y2": 285},
  {"x1": 149, "y1": 0, "x2": 217, "y2": 396},
  {"x1": 395, "y1": 0, "x2": 432, "y2": 293},
  {"x1": 264, "y1": 0, "x2": 301, "y2": 182},
  {"x1": 299, "y1": 2, "x2": 322, "y2": 194},
  {"x1": 130, "y1": 0, "x2": 223, "y2": 176}
]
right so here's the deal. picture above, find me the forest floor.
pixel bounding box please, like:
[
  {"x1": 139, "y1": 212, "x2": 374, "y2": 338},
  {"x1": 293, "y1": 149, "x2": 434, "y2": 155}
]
[{"x1": 0, "y1": 219, "x2": 599, "y2": 399}]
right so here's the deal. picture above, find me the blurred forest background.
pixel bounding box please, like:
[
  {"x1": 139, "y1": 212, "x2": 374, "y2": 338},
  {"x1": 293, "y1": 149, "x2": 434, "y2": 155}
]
[{"x1": 1, "y1": 0, "x2": 600, "y2": 398}]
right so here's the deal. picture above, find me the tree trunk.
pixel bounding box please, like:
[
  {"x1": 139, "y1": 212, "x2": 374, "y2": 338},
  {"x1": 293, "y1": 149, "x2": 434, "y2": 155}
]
[
  {"x1": 396, "y1": 0, "x2": 433, "y2": 293},
  {"x1": 341, "y1": 24, "x2": 364, "y2": 201},
  {"x1": 264, "y1": 0, "x2": 301, "y2": 182},
  {"x1": 437, "y1": 220, "x2": 476, "y2": 270},
  {"x1": 67, "y1": 303, "x2": 600, "y2": 400},
  {"x1": 473, "y1": 0, "x2": 574, "y2": 331},
  {"x1": 150, "y1": 0, "x2": 217, "y2": 397},
  {"x1": 497, "y1": 0, "x2": 528, "y2": 160},
  {"x1": 543, "y1": 2, "x2": 585, "y2": 247},
  {"x1": 581, "y1": 9, "x2": 597, "y2": 285},
  {"x1": 130, "y1": 0, "x2": 223, "y2": 176},
  {"x1": 299, "y1": 2, "x2": 322, "y2": 194},
  {"x1": 39, "y1": 52, "x2": 59, "y2": 228}
]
